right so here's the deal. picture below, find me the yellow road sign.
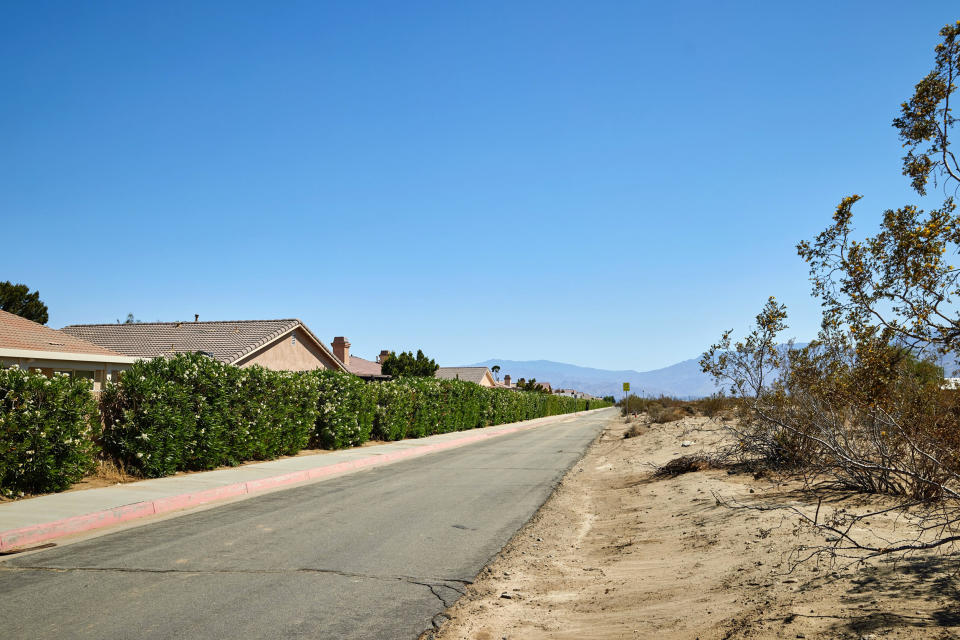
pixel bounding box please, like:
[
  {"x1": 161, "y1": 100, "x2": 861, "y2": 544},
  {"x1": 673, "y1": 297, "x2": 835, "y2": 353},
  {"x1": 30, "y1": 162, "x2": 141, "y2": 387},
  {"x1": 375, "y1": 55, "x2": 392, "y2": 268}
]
[{"x1": 622, "y1": 382, "x2": 630, "y2": 392}]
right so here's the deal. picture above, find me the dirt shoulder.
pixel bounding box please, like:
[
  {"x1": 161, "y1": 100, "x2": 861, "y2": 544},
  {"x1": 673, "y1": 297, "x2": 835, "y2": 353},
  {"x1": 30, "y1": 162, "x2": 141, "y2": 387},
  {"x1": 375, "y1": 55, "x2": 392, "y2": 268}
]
[{"x1": 431, "y1": 413, "x2": 960, "y2": 640}]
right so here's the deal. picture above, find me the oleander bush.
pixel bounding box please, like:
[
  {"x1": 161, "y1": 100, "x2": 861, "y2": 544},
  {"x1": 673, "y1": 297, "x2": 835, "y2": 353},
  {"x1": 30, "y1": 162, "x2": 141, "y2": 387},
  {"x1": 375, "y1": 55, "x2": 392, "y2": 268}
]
[
  {"x1": 372, "y1": 380, "x2": 415, "y2": 441},
  {"x1": 100, "y1": 353, "x2": 318, "y2": 477},
  {"x1": 311, "y1": 370, "x2": 376, "y2": 449},
  {"x1": 0, "y1": 367, "x2": 99, "y2": 496}
]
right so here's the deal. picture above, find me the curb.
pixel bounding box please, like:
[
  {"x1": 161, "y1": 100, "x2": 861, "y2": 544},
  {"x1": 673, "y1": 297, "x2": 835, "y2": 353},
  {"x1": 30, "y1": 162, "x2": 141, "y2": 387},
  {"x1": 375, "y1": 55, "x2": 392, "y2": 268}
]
[{"x1": 0, "y1": 410, "x2": 605, "y2": 552}]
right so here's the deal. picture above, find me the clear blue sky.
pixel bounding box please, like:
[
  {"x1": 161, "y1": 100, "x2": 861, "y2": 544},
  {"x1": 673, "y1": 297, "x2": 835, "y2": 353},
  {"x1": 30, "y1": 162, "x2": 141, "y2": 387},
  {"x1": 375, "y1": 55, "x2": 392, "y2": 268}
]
[{"x1": 2, "y1": 1, "x2": 958, "y2": 371}]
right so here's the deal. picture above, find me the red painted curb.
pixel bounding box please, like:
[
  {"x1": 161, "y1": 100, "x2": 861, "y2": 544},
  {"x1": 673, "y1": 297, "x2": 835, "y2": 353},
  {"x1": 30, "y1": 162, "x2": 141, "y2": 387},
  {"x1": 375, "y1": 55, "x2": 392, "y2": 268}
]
[{"x1": 0, "y1": 411, "x2": 599, "y2": 552}]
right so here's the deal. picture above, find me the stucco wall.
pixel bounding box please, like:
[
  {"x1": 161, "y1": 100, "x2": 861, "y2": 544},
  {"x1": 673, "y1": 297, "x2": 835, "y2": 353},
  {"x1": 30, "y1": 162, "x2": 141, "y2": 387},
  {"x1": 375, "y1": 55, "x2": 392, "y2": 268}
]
[
  {"x1": 0, "y1": 357, "x2": 131, "y2": 391},
  {"x1": 235, "y1": 328, "x2": 339, "y2": 372}
]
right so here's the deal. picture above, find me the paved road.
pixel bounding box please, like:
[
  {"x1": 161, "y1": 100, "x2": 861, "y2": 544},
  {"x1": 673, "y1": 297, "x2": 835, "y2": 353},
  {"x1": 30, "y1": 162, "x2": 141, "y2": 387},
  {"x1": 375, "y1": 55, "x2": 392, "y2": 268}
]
[{"x1": 0, "y1": 409, "x2": 612, "y2": 640}]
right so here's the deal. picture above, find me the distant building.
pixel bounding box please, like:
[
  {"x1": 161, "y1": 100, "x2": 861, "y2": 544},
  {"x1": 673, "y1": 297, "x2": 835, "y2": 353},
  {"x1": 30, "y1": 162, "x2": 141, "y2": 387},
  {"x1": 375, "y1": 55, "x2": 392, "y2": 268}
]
[
  {"x1": 553, "y1": 387, "x2": 595, "y2": 399},
  {"x1": 435, "y1": 366, "x2": 497, "y2": 387}
]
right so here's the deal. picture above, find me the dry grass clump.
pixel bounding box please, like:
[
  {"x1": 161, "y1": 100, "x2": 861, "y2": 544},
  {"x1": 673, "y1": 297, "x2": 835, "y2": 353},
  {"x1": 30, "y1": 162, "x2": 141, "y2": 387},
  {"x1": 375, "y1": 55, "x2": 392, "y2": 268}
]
[
  {"x1": 623, "y1": 423, "x2": 644, "y2": 439},
  {"x1": 91, "y1": 458, "x2": 135, "y2": 484},
  {"x1": 654, "y1": 455, "x2": 718, "y2": 477}
]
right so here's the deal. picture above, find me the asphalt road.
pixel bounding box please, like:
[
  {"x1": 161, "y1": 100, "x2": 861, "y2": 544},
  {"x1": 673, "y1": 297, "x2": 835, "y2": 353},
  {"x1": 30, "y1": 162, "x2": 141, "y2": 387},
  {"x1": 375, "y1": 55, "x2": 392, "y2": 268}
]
[{"x1": 0, "y1": 409, "x2": 612, "y2": 640}]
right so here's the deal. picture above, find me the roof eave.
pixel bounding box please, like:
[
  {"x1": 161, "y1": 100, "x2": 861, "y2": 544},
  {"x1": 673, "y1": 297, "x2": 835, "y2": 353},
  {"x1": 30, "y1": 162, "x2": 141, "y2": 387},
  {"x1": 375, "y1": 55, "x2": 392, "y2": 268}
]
[{"x1": 0, "y1": 347, "x2": 140, "y2": 364}]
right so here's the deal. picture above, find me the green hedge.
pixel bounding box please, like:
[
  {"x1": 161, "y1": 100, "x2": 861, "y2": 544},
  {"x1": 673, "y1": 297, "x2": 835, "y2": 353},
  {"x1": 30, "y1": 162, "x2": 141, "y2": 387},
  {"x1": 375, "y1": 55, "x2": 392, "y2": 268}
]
[
  {"x1": 0, "y1": 367, "x2": 99, "y2": 497},
  {"x1": 311, "y1": 370, "x2": 376, "y2": 449},
  {"x1": 2, "y1": 354, "x2": 612, "y2": 495},
  {"x1": 317, "y1": 376, "x2": 610, "y2": 450},
  {"x1": 100, "y1": 353, "x2": 318, "y2": 477},
  {"x1": 4, "y1": 354, "x2": 611, "y2": 491}
]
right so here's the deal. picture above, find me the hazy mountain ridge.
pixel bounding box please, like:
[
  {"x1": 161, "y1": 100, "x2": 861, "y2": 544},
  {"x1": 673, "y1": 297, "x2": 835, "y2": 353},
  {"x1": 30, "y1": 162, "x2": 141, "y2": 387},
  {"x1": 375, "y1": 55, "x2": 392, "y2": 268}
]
[
  {"x1": 469, "y1": 357, "x2": 721, "y2": 399},
  {"x1": 473, "y1": 343, "x2": 960, "y2": 400}
]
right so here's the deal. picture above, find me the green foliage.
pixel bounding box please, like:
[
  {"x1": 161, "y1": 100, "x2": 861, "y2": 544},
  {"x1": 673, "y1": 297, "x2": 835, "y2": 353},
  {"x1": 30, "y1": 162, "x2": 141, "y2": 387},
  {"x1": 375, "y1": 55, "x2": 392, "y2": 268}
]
[
  {"x1": 311, "y1": 370, "x2": 377, "y2": 449},
  {"x1": 0, "y1": 281, "x2": 49, "y2": 324},
  {"x1": 0, "y1": 367, "x2": 99, "y2": 496},
  {"x1": 16, "y1": 352, "x2": 613, "y2": 488},
  {"x1": 372, "y1": 380, "x2": 415, "y2": 440},
  {"x1": 893, "y1": 21, "x2": 960, "y2": 195},
  {"x1": 100, "y1": 353, "x2": 319, "y2": 477},
  {"x1": 380, "y1": 349, "x2": 439, "y2": 377},
  {"x1": 518, "y1": 378, "x2": 549, "y2": 393}
]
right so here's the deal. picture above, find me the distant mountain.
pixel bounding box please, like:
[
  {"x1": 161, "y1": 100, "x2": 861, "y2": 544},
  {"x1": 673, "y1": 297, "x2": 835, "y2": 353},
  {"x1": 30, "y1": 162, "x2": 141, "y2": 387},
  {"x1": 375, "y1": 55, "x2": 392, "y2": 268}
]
[
  {"x1": 473, "y1": 341, "x2": 960, "y2": 400},
  {"x1": 469, "y1": 357, "x2": 722, "y2": 399}
]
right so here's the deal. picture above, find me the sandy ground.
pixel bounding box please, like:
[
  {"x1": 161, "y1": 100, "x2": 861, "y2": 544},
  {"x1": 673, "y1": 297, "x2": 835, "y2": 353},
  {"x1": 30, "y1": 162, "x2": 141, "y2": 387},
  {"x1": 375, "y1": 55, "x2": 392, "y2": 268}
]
[{"x1": 430, "y1": 413, "x2": 960, "y2": 640}]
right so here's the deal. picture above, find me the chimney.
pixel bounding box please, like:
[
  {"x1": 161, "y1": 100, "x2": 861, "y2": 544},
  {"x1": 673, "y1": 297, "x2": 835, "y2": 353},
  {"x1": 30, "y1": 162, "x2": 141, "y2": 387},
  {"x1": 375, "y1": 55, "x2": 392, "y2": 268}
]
[
  {"x1": 504, "y1": 375, "x2": 511, "y2": 387},
  {"x1": 332, "y1": 336, "x2": 350, "y2": 367},
  {"x1": 378, "y1": 349, "x2": 390, "y2": 364},
  {"x1": 194, "y1": 314, "x2": 199, "y2": 322}
]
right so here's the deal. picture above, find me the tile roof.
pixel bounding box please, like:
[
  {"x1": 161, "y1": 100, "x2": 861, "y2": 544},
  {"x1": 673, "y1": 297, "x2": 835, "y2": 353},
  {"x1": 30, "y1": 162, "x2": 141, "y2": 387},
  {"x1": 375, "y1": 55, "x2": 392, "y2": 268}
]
[
  {"x1": 347, "y1": 355, "x2": 383, "y2": 376},
  {"x1": 435, "y1": 366, "x2": 494, "y2": 385},
  {"x1": 61, "y1": 319, "x2": 344, "y2": 369},
  {"x1": 0, "y1": 309, "x2": 128, "y2": 357}
]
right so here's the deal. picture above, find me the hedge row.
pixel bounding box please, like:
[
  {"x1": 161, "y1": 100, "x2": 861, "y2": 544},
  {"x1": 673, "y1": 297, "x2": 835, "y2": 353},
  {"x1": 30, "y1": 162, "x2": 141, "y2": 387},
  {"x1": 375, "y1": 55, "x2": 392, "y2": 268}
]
[
  {"x1": 0, "y1": 354, "x2": 612, "y2": 492},
  {"x1": 100, "y1": 355, "x2": 319, "y2": 477},
  {"x1": 319, "y1": 372, "x2": 604, "y2": 447},
  {"x1": 0, "y1": 367, "x2": 99, "y2": 497}
]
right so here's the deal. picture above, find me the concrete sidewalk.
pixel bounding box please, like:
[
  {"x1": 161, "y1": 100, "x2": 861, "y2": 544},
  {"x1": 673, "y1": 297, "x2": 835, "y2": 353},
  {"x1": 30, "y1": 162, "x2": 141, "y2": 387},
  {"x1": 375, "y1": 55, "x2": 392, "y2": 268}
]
[{"x1": 0, "y1": 410, "x2": 605, "y2": 552}]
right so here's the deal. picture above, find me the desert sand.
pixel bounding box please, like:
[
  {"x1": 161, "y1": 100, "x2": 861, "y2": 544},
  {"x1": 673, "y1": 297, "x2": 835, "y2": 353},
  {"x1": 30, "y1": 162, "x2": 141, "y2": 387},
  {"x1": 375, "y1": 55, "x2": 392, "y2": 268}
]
[{"x1": 430, "y1": 413, "x2": 960, "y2": 640}]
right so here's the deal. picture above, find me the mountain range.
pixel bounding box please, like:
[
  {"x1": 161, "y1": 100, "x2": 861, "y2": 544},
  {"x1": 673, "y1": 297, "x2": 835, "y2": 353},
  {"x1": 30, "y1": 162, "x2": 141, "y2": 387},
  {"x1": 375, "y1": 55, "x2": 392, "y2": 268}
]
[
  {"x1": 469, "y1": 357, "x2": 721, "y2": 399},
  {"x1": 472, "y1": 346, "x2": 960, "y2": 400}
]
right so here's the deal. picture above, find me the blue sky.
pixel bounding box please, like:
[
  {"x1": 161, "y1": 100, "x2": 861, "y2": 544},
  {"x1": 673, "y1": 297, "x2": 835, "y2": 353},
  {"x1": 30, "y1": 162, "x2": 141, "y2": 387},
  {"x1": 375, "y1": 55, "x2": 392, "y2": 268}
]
[{"x1": 2, "y1": 1, "x2": 958, "y2": 371}]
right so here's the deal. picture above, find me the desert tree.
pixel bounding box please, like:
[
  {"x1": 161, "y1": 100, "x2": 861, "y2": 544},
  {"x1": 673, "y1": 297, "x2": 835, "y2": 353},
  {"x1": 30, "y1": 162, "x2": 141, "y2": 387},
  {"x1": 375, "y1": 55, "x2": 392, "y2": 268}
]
[{"x1": 700, "y1": 21, "x2": 960, "y2": 562}]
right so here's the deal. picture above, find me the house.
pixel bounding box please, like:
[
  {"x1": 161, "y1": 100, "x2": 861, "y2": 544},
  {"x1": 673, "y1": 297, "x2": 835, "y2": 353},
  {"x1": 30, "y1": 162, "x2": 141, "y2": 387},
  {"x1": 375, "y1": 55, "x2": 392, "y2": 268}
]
[
  {"x1": 553, "y1": 387, "x2": 595, "y2": 400},
  {"x1": 61, "y1": 318, "x2": 347, "y2": 373},
  {"x1": 495, "y1": 374, "x2": 519, "y2": 390},
  {"x1": 435, "y1": 366, "x2": 497, "y2": 387},
  {"x1": 331, "y1": 336, "x2": 391, "y2": 381},
  {"x1": 0, "y1": 309, "x2": 137, "y2": 391}
]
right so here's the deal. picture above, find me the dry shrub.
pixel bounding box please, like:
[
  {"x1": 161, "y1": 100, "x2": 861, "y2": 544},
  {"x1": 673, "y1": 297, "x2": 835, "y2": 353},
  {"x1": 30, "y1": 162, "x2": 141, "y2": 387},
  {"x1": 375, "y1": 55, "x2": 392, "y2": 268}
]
[
  {"x1": 649, "y1": 405, "x2": 687, "y2": 424},
  {"x1": 693, "y1": 393, "x2": 729, "y2": 417},
  {"x1": 702, "y1": 300, "x2": 960, "y2": 558},
  {"x1": 654, "y1": 455, "x2": 717, "y2": 477},
  {"x1": 91, "y1": 458, "x2": 135, "y2": 484},
  {"x1": 623, "y1": 423, "x2": 644, "y2": 439}
]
